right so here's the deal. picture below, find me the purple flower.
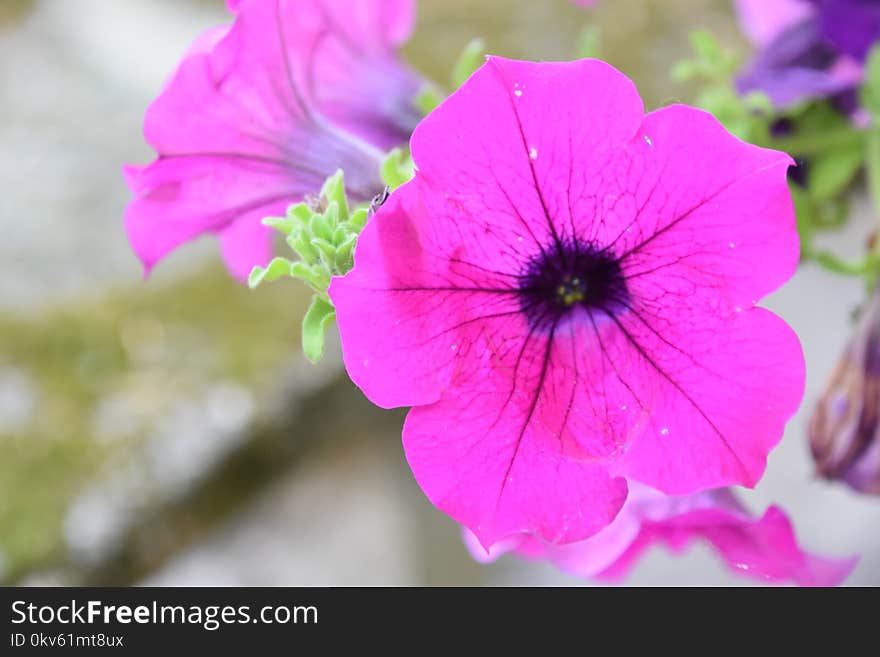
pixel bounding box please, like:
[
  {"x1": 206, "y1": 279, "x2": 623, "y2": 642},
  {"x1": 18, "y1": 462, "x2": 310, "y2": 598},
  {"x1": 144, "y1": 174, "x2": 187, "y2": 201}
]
[
  {"x1": 809, "y1": 282, "x2": 880, "y2": 494},
  {"x1": 735, "y1": 0, "x2": 877, "y2": 108},
  {"x1": 124, "y1": 0, "x2": 424, "y2": 281}
]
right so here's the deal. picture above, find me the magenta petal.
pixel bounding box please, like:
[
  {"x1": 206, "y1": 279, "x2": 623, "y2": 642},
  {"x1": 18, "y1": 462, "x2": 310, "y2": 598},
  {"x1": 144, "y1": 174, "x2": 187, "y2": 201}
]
[
  {"x1": 218, "y1": 210, "x2": 275, "y2": 281},
  {"x1": 618, "y1": 106, "x2": 799, "y2": 311},
  {"x1": 125, "y1": 0, "x2": 403, "y2": 279},
  {"x1": 333, "y1": 57, "x2": 804, "y2": 545},
  {"x1": 611, "y1": 308, "x2": 804, "y2": 492},
  {"x1": 469, "y1": 483, "x2": 857, "y2": 586},
  {"x1": 600, "y1": 499, "x2": 857, "y2": 587},
  {"x1": 330, "y1": 185, "x2": 531, "y2": 409},
  {"x1": 303, "y1": 0, "x2": 422, "y2": 148},
  {"x1": 405, "y1": 398, "x2": 628, "y2": 548},
  {"x1": 231, "y1": 0, "x2": 421, "y2": 150},
  {"x1": 124, "y1": 154, "x2": 297, "y2": 277},
  {"x1": 411, "y1": 58, "x2": 645, "y2": 259}
]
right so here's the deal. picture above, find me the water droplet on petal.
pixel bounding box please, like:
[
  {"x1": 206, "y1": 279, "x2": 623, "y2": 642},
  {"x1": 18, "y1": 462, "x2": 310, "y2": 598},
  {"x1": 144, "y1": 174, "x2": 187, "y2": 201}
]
[
  {"x1": 644, "y1": 135, "x2": 653, "y2": 147},
  {"x1": 729, "y1": 242, "x2": 736, "y2": 248},
  {"x1": 450, "y1": 344, "x2": 458, "y2": 352},
  {"x1": 660, "y1": 427, "x2": 670, "y2": 436},
  {"x1": 514, "y1": 89, "x2": 523, "y2": 97},
  {"x1": 529, "y1": 147, "x2": 538, "y2": 160}
]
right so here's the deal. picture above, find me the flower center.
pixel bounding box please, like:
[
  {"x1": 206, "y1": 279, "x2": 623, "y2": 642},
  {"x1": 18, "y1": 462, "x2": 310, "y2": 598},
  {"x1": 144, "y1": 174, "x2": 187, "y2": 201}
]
[{"x1": 518, "y1": 240, "x2": 629, "y2": 331}]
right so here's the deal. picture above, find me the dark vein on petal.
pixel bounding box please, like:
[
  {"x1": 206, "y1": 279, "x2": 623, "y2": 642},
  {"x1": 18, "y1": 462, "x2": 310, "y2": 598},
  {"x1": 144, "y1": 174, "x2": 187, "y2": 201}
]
[
  {"x1": 602, "y1": 160, "x2": 669, "y2": 256},
  {"x1": 406, "y1": 304, "x2": 531, "y2": 349},
  {"x1": 447, "y1": 257, "x2": 521, "y2": 280},
  {"x1": 498, "y1": 318, "x2": 559, "y2": 502},
  {"x1": 488, "y1": 60, "x2": 566, "y2": 261},
  {"x1": 490, "y1": 168, "x2": 549, "y2": 259},
  {"x1": 275, "y1": 0, "x2": 318, "y2": 123},
  {"x1": 616, "y1": 163, "x2": 780, "y2": 263},
  {"x1": 377, "y1": 286, "x2": 521, "y2": 294},
  {"x1": 617, "y1": 299, "x2": 727, "y2": 379},
  {"x1": 604, "y1": 310, "x2": 749, "y2": 478}
]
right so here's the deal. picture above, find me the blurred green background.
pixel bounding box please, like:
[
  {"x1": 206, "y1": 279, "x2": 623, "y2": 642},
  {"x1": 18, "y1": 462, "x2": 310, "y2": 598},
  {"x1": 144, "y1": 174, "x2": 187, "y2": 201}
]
[{"x1": 1, "y1": 0, "x2": 876, "y2": 586}]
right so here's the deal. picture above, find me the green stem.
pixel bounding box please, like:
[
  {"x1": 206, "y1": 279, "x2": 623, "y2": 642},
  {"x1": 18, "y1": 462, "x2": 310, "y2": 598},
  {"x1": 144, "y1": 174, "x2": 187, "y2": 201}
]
[
  {"x1": 813, "y1": 250, "x2": 880, "y2": 278},
  {"x1": 866, "y1": 131, "x2": 880, "y2": 215},
  {"x1": 760, "y1": 126, "x2": 866, "y2": 157}
]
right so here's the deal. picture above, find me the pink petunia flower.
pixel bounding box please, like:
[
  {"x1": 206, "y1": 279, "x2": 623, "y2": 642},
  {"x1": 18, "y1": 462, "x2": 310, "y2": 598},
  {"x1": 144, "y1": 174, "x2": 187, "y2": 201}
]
[
  {"x1": 462, "y1": 482, "x2": 857, "y2": 586},
  {"x1": 124, "y1": 0, "x2": 423, "y2": 281},
  {"x1": 330, "y1": 57, "x2": 804, "y2": 549}
]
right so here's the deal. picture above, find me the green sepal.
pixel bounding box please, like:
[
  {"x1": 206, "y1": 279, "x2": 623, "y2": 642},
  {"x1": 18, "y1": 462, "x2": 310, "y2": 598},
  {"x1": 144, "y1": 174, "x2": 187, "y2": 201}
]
[
  {"x1": 287, "y1": 232, "x2": 320, "y2": 266},
  {"x1": 381, "y1": 148, "x2": 415, "y2": 190},
  {"x1": 252, "y1": 169, "x2": 376, "y2": 361},
  {"x1": 320, "y1": 170, "x2": 349, "y2": 221},
  {"x1": 262, "y1": 215, "x2": 298, "y2": 236},
  {"x1": 290, "y1": 261, "x2": 330, "y2": 293},
  {"x1": 301, "y1": 295, "x2": 336, "y2": 363},
  {"x1": 348, "y1": 208, "x2": 368, "y2": 232},
  {"x1": 308, "y1": 210, "x2": 333, "y2": 243},
  {"x1": 247, "y1": 257, "x2": 294, "y2": 289},
  {"x1": 415, "y1": 84, "x2": 443, "y2": 116}
]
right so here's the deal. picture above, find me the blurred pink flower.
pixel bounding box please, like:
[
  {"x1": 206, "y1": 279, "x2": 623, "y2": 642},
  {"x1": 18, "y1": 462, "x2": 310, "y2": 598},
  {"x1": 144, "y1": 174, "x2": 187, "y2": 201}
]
[
  {"x1": 330, "y1": 57, "x2": 803, "y2": 548},
  {"x1": 125, "y1": 0, "x2": 423, "y2": 280},
  {"x1": 463, "y1": 482, "x2": 857, "y2": 586}
]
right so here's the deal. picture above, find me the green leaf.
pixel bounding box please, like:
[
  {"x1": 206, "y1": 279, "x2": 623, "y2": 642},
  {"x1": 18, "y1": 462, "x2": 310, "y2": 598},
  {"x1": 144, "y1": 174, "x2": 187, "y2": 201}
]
[
  {"x1": 451, "y1": 38, "x2": 487, "y2": 89},
  {"x1": 814, "y1": 250, "x2": 880, "y2": 278},
  {"x1": 301, "y1": 296, "x2": 336, "y2": 362},
  {"x1": 574, "y1": 25, "x2": 601, "y2": 60},
  {"x1": 415, "y1": 84, "x2": 443, "y2": 116},
  {"x1": 672, "y1": 59, "x2": 700, "y2": 82},
  {"x1": 685, "y1": 30, "x2": 737, "y2": 78},
  {"x1": 814, "y1": 198, "x2": 849, "y2": 229},
  {"x1": 866, "y1": 130, "x2": 880, "y2": 212},
  {"x1": 788, "y1": 183, "x2": 814, "y2": 258},
  {"x1": 808, "y1": 144, "x2": 864, "y2": 202},
  {"x1": 860, "y1": 43, "x2": 880, "y2": 117},
  {"x1": 689, "y1": 30, "x2": 720, "y2": 62},
  {"x1": 247, "y1": 257, "x2": 293, "y2": 289}
]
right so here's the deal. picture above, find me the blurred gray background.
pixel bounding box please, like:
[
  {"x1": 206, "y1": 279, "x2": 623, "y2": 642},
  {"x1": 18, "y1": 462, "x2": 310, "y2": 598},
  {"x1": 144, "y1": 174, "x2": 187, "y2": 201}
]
[{"x1": 0, "y1": 0, "x2": 876, "y2": 586}]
